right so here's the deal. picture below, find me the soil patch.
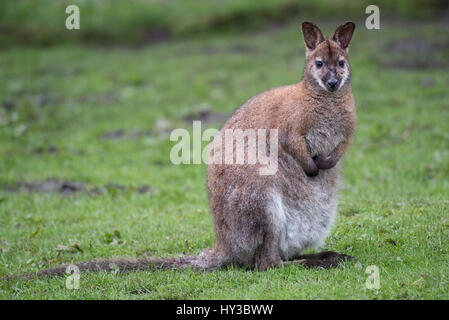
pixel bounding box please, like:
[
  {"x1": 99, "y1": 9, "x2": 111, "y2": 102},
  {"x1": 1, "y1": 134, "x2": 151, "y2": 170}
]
[
  {"x1": 3, "y1": 179, "x2": 154, "y2": 196},
  {"x1": 382, "y1": 38, "x2": 449, "y2": 70},
  {"x1": 182, "y1": 110, "x2": 231, "y2": 128},
  {"x1": 143, "y1": 27, "x2": 172, "y2": 45},
  {"x1": 99, "y1": 129, "x2": 154, "y2": 140}
]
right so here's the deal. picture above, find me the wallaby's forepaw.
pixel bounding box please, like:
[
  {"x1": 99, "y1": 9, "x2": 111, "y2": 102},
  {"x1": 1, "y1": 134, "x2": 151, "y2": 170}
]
[
  {"x1": 303, "y1": 157, "x2": 319, "y2": 177},
  {"x1": 313, "y1": 155, "x2": 338, "y2": 170}
]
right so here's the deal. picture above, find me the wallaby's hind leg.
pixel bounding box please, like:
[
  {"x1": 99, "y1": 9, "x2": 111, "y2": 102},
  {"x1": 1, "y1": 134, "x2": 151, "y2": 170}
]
[
  {"x1": 190, "y1": 246, "x2": 232, "y2": 270},
  {"x1": 254, "y1": 229, "x2": 283, "y2": 271},
  {"x1": 285, "y1": 251, "x2": 356, "y2": 269}
]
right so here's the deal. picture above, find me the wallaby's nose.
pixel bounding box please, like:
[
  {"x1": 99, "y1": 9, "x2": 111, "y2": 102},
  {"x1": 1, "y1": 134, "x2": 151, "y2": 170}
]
[{"x1": 326, "y1": 79, "x2": 338, "y2": 91}]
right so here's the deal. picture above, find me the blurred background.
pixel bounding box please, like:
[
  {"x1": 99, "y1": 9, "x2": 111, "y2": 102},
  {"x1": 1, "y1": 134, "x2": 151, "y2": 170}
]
[
  {"x1": 1, "y1": 0, "x2": 449, "y2": 299},
  {"x1": 0, "y1": 0, "x2": 447, "y2": 46},
  {"x1": 1, "y1": 0, "x2": 448, "y2": 186}
]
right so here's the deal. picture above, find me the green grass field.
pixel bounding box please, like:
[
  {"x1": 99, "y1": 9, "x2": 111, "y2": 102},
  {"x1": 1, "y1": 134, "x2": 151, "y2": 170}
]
[{"x1": 1, "y1": 14, "x2": 449, "y2": 299}]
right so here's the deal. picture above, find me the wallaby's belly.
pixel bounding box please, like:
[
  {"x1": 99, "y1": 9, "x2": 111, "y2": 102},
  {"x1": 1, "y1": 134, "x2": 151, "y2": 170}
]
[
  {"x1": 270, "y1": 151, "x2": 341, "y2": 260},
  {"x1": 271, "y1": 179, "x2": 339, "y2": 260}
]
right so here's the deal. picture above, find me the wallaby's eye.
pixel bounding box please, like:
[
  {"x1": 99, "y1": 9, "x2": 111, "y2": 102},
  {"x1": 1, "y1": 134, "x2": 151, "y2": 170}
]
[
  {"x1": 338, "y1": 60, "x2": 345, "y2": 67},
  {"x1": 315, "y1": 61, "x2": 323, "y2": 68}
]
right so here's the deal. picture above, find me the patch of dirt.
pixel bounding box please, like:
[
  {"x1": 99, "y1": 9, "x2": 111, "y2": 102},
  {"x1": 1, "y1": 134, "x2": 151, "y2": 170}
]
[
  {"x1": 5, "y1": 179, "x2": 84, "y2": 195},
  {"x1": 34, "y1": 94, "x2": 65, "y2": 107},
  {"x1": 142, "y1": 27, "x2": 172, "y2": 45},
  {"x1": 100, "y1": 130, "x2": 125, "y2": 140},
  {"x1": 171, "y1": 43, "x2": 258, "y2": 58},
  {"x1": 99, "y1": 118, "x2": 178, "y2": 141},
  {"x1": 182, "y1": 110, "x2": 231, "y2": 127},
  {"x1": 230, "y1": 44, "x2": 255, "y2": 54},
  {"x1": 99, "y1": 111, "x2": 231, "y2": 142},
  {"x1": 3, "y1": 179, "x2": 154, "y2": 196},
  {"x1": 2, "y1": 99, "x2": 16, "y2": 110},
  {"x1": 34, "y1": 66, "x2": 83, "y2": 77},
  {"x1": 388, "y1": 39, "x2": 448, "y2": 54},
  {"x1": 128, "y1": 287, "x2": 155, "y2": 295},
  {"x1": 32, "y1": 146, "x2": 58, "y2": 155},
  {"x1": 208, "y1": 3, "x2": 300, "y2": 31},
  {"x1": 151, "y1": 159, "x2": 171, "y2": 167},
  {"x1": 421, "y1": 78, "x2": 436, "y2": 88},
  {"x1": 128, "y1": 130, "x2": 153, "y2": 138},
  {"x1": 3, "y1": 91, "x2": 119, "y2": 109},
  {"x1": 77, "y1": 92, "x2": 120, "y2": 105},
  {"x1": 99, "y1": 129, "x2": 154, "y2": 140},
  {"x1": 382, "y1": 39, "x2": 449, "y2": 70}
]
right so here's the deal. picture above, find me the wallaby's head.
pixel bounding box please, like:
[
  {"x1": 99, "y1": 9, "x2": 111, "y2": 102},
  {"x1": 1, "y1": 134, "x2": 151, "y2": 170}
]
[{"x1": 301, "y1": 21, "x2": 355, "y2": 93}]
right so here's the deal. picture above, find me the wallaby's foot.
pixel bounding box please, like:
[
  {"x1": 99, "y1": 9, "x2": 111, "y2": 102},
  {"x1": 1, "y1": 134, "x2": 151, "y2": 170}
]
[
  {"x1": 293, "y1": 251, "x2": 356, "y2": 269},
  {"x1": 297, "y1": 251, "x2": 355, "y2": 261}
]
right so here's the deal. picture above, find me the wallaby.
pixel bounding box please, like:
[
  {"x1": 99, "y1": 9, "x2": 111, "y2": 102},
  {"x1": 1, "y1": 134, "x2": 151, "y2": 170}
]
[{"x1": 3, "y1": 21, "x2": 357, "y2": 281}]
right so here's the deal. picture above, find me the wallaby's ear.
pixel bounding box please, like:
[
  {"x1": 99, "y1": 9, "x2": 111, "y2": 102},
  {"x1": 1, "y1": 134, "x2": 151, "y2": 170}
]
[
  {"x1": 301, "y1": 21, "x2": 325, "y2": 52},
  {"x1": 332, "y1": 22, "x2": 355, "y2": 50}
]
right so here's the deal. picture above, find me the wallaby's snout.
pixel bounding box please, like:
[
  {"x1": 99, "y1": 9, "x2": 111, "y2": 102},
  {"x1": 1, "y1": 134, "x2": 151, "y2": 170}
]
[
  {"x1": 301, "y1": 21, "x2": 355, "y2": 93},
  {"x1": 326, "y1": 77, "x2": 339, "y2": 92}
]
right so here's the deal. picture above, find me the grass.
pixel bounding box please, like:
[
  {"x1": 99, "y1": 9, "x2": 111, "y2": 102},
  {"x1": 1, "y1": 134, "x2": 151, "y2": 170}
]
[{"x1": 1, "y1": 17, "x2": 449, "y2": 299}]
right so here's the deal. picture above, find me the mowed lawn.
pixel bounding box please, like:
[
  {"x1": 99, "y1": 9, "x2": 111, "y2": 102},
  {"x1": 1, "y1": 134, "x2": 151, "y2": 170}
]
[{"x1": 0, "y1": 19, "x2": 448, "y2": 299}]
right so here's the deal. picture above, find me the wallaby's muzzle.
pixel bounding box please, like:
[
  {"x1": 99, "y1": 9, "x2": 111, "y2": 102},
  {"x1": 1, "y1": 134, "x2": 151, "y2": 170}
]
[{"x1": 326, "y1": 78, "x2": 339, "y2": 91}]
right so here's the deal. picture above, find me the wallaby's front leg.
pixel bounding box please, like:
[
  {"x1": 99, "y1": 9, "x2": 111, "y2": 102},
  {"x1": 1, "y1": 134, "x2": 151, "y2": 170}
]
[
  {"x1": 281, "y1": 130, "x2": 318, "y2": 177},
  {"x1": 314, "y1": 139, "x2": 350, "y2": 170}
]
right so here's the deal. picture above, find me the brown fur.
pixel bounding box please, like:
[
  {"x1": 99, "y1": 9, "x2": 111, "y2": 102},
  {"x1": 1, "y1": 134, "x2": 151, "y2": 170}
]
[
  {"x1": 2, "y1": 21, "x2": 357, "y2": 281},
  {"x1": 204, "y1": 21, "x2": 357, "y2": 270}
]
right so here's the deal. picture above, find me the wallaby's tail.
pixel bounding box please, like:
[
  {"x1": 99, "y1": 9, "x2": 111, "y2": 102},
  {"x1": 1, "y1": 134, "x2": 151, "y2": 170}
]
[
  {"x1": 1, "y1": 247, "x2": 230, "y2": 281},
  {"x1": 1, "y1": 256, "x2": 193, "y2": 281}
]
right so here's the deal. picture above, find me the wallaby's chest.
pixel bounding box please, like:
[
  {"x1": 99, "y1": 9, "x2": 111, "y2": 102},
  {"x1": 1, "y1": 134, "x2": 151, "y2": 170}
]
[{"x1": 305, "y1": 110, "x2": 346, "y2": 157}]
